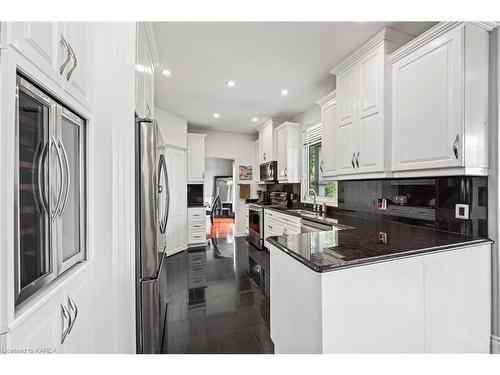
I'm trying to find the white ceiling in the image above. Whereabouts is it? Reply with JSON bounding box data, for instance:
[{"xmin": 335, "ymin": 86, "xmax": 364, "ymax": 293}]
[{"xmin": 153, "ymin": 22, "xmax": 437, "ymax": 134}]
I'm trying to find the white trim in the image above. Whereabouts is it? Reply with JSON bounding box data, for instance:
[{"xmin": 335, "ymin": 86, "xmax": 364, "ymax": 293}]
[
  {"xmin": 315, "ymin": 90, "xmax": 336, "ymax": 107},
  {"xmin": 331, "ymin": 26, "xmax": 414, "ymax": 75},
  {"xmin": 389, "ymin": 22, "xmax": 499, "ymax": 64},
  {"xmin": 492, "ymin": 335, "xmax": 500, "ymax": 354}
]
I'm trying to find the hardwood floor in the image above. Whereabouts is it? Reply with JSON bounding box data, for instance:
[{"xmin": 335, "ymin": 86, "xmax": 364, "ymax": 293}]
[{"xmin": 207, "ymin": 217, "xmax": 235, "ymax": 239}]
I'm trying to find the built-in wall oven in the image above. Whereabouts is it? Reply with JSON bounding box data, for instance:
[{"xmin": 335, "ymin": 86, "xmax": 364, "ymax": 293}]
[
  {"xmin": 248, "ymin": 204, "xmax": 264, "ymax": 249},
  {"xmin": 14, "ymin": 74, "xmax": 86, "ymax": 306}
]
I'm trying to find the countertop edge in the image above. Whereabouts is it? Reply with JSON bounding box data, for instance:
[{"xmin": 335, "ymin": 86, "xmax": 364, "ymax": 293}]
[{"xmin": 267, "ymin": 237, "xmax": 493, "ymax": 273}]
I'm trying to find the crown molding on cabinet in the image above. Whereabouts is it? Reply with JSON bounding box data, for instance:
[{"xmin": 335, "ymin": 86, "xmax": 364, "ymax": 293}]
[
  {"xmin": 388, "ymin": 21, "xmax": 500, "ymax": 63},
  {"xmin": 143, "ymin": 22, "xmax": 160, "ymax": 69},
  {"xmin": 315, "ymin": 90, "xmax": 336, "ymax": 106},
  {"xmin": 330, "ymin": 26, "xmax": 415, "ymax": 76},
  {"xmin": 256, "ymin": 117, "xmax": 286, "ymax": 132}
]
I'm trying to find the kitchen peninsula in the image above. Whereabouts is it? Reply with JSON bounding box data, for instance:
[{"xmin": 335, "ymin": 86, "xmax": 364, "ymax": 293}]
[{"xmin": 267, "ymin": 211, "xmax": 492, "ymax": 354}]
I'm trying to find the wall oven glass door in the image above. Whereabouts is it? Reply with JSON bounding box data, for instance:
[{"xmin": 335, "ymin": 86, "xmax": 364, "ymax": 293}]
[
  {"xmin": 56, "ymin": 107, "xmax": 85, "ymax": 274},
  {"xmin": 15, "ymin": 75, "xmax": 86, "ymax": 306},
  {"xmin": 16, "ymin": 79, "xmax": 56, "ymax": 304}
]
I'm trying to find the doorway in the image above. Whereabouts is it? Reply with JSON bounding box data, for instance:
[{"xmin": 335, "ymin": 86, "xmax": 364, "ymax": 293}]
[{"xmin": 204, "ymin": 158, "xmax": 235, "ymax": 239}]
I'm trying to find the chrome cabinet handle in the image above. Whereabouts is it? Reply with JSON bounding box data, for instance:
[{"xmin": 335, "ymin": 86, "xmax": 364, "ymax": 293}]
[
  {"xmin": 58, "ymin": 139, "xmax": 71, "ymax": 217},
  {"xmin": 263, "ymin": 152, "xmax": 266, "ymax": 161},
  {"xmin": 67, "ymin": 296, "xmax": 78, "ymax": 335},
  {"xmin": 452, "ymin": 134, "xmax": 459, "ymax": 159},
  {"xmin": 320, "ymin": 160, "xmax": 324, "ymax": 174},
  {"xmin": 36, "ymin": 142, "xmax": 49, "ymax": 214},
  {"xmin": 356, "ymin": 152, "xmax": 360, "ymax": 168},
  {"xmin": 145, "ymin": 103, "xmax": 151, "ymax": 119},
  {"xmin": 61, "ymin": 303, "xmax": 72, "ymax": 344},
  {"xmin": 284, "ymin": 168, "xmax": 288, "ymax": 177},
  {"xmin": 59, "ymin": 35, "xmax": 71, "ymax": 75},
  {"xmin": 51, "ymin": 137, "xmax": 64, "ymax": 221},
  {"xmin": 66, "ymin": 42, "xmax": 77, "ymax": 81},
  {"xmin": 283, "ymin": 227, "xmax": 287, "ymax": 235},
  {"xmin": 351, "ymin": 153, "xmax": 356, "ymax": 169}
]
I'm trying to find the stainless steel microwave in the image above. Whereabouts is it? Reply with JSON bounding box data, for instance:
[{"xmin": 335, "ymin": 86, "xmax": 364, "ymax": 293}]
[{"xmin": 259, "ymin": 161, "xmax": 278, "ymax": 184}]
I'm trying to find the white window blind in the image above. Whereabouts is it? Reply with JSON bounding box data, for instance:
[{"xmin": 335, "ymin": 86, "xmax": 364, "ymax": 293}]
[{"xmin": 303, "ymin": 123, "xmax": 322, "ymax": 145}]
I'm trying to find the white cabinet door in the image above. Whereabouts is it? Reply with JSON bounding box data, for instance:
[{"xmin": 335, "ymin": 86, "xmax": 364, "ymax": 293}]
[
  {"xmin": 276, "ymin": 126, "xmax": 287, "ymax": 180},
  {"xmin": 258, "ymin": 120, "xmax": 275, "ymax": 163},
  {"xmin": 135, "ymin": 28, "xmax": 147, "ymax": 118},
  {"xmin": 254, "ymin": 140, "xmax": 260, "ymax": 183},
  {"xmin": 187, "ymin": 134, "xmax": 206, "ymax": 183},
  {"xmin": 392, "ymin": 27, "xmax": 463, "ymax": 171},
  {"xmin": 61, "ymin": 22, "xmax": 90, "ymax": 106},
  {"xmin": 7, "ymin": 290, "xmax": 64, "ymax": 354},
  {"xmin": 321, "ymin": 99, "xmax": 337, "ymax": 177},
  {"xmin": 165, "ymin": 147, "xmax": 188, "ymax": 257},
  {"xmin": 423, "ymin": 245, "xmax": 491, "ymax": 353},
  {"xmin": 9, "ymin": 22, "xmax": 61, "ymax": 84},
  {"xmin": 63, "ymin": 268, "xmax": 93, "ymax": 354},
  {"xmin": 335, "ymin": 68, "xmax": 357, "ymax": 175},
  {"xmin": 357, "ymin": 48, "xmax": 384, "ymax": 173}
]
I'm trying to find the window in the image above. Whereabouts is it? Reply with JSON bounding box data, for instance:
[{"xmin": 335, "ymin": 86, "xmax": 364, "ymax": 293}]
[{"xmin": 301, "ymin": 122, "xmax": 337, "ymax": 205}]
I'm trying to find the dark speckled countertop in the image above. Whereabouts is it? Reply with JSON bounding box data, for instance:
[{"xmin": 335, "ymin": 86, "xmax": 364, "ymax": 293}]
[{"xmin": 266, "ymin": 208, "xmax": 492, "ymax": 273}]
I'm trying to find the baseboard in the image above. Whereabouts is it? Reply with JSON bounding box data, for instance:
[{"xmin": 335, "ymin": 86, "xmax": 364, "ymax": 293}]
[{"xmin": 491, "ymin": 335, "xmax": 500, "ymax": 354}]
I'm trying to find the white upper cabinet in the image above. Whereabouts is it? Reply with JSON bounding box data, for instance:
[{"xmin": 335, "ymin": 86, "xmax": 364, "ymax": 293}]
[
  {"xmin": 8, "ymin": 22, "xmax": 61, "ymax": 83},
  {"xmin": 5, "ymin": 22, "xmax": 91, "ymax": 107},
  {"xmin": 187, "ymin": 133, "xmax": 207, "ymax": 183},
  {"xmin": 389, "ymin": 22, "xmax": 491, "ymax": 177},
  {"xmin": 135, "ymin": 23, "xmax": 157, "ymax": 119},
  {"xmin": 316, "ymin": 91, "xmax": 337, "ymax": 177},
  {"xmin": 257, "ymin": 118, "xmax": 284, "ymax": 164},
  {"xmin": 276, "ymin": 122, "xmax": 301, "ymax": 183},
  {"xmin": 61, "ymin": 22, "xmax": 90, "ymax": 106},
  {"xmin": 330, "ymin": 27, "xmax": 413, "ymax": 180}
]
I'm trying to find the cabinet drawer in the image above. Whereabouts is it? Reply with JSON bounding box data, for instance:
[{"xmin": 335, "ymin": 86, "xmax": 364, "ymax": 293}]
[
  {"xmin": 188, "ymin": 208, "xmax": 206, "ymax": 222},
  {"xmin": 188, "ymin": 275, "xmax": 207, "ymax": 289},
  {"xmin": 188, "ymin": 230, "xmax": 206, "ymax": 244},
  {"xmin": 189, "ymin": 222, "xmax": 206, "ymax": 231}
]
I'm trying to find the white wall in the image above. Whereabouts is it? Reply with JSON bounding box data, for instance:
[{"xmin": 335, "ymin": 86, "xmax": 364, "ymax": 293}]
[
  {"xmin": 88, "ymin": 22, "xmax": 136, "ymax": 353},
  {"xmin": 191, "ymin": 129, "xmax": 257, "ymax": 236},
  {"xmin": 155, "ymin": 106, "xmax": 187, "ymax": 149},
  {"xmin": 204, "ymin": 158, "xmax": 233, "ymax": 203}
]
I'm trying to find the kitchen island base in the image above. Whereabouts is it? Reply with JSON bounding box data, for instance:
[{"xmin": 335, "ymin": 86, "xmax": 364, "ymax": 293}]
[{"xmin": 269, "ymin": 243, "xmax": 491, "ymax": 353}]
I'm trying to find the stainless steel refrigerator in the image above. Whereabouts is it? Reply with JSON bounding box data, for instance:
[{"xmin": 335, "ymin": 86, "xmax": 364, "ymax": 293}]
[{"xmin": 135, "ymin": 117, "xmax": 170, "ymax": 354}]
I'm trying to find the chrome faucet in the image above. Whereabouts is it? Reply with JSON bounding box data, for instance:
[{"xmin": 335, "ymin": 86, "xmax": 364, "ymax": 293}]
[{"xmin": 306, "ymin": 189, "xmax": 319, "ymax": 212}]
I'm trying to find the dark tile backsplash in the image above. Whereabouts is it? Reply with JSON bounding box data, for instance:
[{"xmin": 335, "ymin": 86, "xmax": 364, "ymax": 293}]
[{"xmin": 335, "ymin": 177, "xmax": 488, "ymax": 237}]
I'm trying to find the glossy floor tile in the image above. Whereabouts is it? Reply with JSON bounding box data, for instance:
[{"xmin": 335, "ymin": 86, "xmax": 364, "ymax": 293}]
[{"xmin": 162, "ymin": 236, "xmax": 273, "ymax": 354}]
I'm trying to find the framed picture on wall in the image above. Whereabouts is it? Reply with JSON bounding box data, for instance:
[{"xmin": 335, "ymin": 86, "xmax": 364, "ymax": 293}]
[{"xmin": 239, "ymin": 165, "xmax": 253, "ymax": 181}]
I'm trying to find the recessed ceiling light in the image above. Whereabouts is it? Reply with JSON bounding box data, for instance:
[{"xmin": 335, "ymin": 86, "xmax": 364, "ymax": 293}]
[
  {"xmin": 226, "ymin": 80, "xmax": 236, "ymax": 87},
  {"xmin": 252, "ymin": 117, "xmax": 258, "ymax": 123},
  {"xmin": 213, "ymin": 113, "xmax": 220, "ymax": 119},
  {"xmin": 162, "ymin": 69, "xmax": 172, "ymax": 77},
  {"xmin": 281, "ymin": 88, "xmax": 289, "ymax": 96}
]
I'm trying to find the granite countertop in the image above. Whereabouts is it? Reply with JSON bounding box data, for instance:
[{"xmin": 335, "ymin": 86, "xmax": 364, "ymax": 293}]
[{"xmin": 267, "ymin": 208, "xmax": 492, "ymax": 273}]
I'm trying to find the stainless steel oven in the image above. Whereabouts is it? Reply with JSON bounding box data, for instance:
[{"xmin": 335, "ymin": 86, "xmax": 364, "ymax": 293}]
[{"xmin": 248, "ymin": 204, "xmax": 264, "ymax": 249}]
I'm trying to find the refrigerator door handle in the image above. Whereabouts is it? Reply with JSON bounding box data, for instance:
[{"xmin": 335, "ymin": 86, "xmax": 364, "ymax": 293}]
[{"xmin": 158, "ymin": 154, "xmax": 169, "ymax": 234}]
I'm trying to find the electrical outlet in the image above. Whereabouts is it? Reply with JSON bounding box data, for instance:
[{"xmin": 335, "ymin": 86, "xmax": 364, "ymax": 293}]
[{"xmin": 455, "ymin": 204, "xmax": 470, "ymax": 220}]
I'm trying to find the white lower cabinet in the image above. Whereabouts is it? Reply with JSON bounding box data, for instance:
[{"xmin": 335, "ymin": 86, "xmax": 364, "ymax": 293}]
[
  {"xmin": 264, "ymin": 209, "xmax": 301, "ymax": 248},
  {"xmin": 270, "ymin": 242, "xmax": 491, "ymax": 353},
  {"xmin": 188, "ymin": 207, "xmax": 206, "ymax": 246},
  {"xmin": 5, "ymin": 265, "xmax": 93, "ymax": 354}
]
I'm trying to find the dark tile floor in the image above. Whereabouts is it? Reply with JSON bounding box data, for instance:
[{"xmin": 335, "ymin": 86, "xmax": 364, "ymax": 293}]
[{"xmin": 162, "ymin": 236, "xmax": 274, "ymax": 354}]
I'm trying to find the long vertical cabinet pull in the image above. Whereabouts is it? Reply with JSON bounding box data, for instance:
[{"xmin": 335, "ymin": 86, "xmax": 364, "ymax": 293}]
[
  {"xmin": 67, "ymin": 296, "xmax": 78, "ymax": 334},
  {"xmin": 59, "ymin": 35, "xmax": 72, "ymax": 75},
  {"xmin": 452, "ymin": 134, "xmax": 459, "ymax": 159},
  {"xmin": 61, "ymin": 303, "xmax": 72, "ymax": 344},
  {"xmin": 66, "ymin": 43, "xmax": 78, "ymax": 81},
  {"xmin": 51, "ymin": 136, "xmax": 65, "ymax": 220},
  {"xmin": 58, "ymin": 139, "xmax": 71, "ymax": 217}
]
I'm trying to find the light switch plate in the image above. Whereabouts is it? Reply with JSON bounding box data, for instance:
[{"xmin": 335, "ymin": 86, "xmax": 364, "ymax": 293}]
[{"xmin": 455, "ymin": 204, "xmax": 470, "ymax": 220}]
